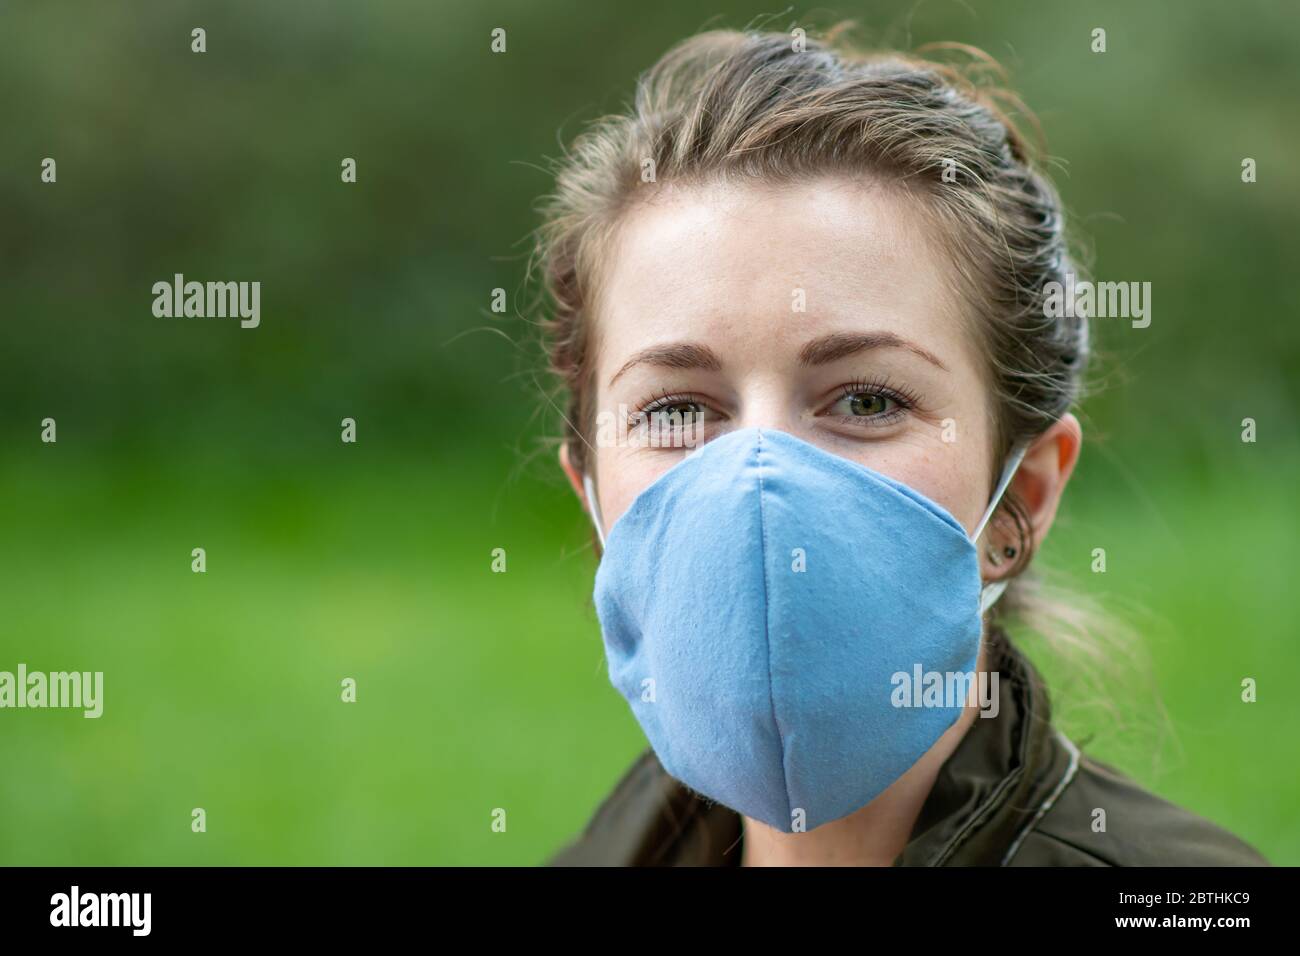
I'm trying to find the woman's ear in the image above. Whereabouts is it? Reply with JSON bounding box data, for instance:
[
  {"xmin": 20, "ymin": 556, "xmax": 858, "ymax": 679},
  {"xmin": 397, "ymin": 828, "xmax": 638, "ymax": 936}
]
[
  {"xmin": 558, "ymin": 442, "xmax": 588, "ymax": 509},
  {"xmin": 1011, "ymin": 411, "xmax": 1083, "ymax": 555},
  {"xmin": 981, "ymin": 413, "xmax": 1082, "ymax": 582}
]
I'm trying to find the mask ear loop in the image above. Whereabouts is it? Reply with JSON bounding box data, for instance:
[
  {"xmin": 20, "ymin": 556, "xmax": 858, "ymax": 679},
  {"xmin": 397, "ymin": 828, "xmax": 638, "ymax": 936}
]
[
  {"xmin": 582, "ymin": 472, "xmax": 607, "ymax": 551},
  {"xmin": 974, "ymin": 442, "xmax": 1029, "ymax": 615}
]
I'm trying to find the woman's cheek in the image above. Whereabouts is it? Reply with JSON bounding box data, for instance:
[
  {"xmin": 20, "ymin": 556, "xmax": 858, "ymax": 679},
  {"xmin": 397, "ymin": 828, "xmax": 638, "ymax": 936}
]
[
  {"xmin": 862, "ymin": 453, "xmax": 990, "ymax": 535},
  {"xmin": 595, "ymin": 448, "xmax": 675, "ymax": 530}
]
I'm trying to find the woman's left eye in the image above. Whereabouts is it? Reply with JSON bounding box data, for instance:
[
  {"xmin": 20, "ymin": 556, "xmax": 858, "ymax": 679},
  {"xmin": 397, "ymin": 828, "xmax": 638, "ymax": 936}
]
[
  {"xmin": 843, "ymin": 392, "xmax": 894, "ymax": 417},
  {"xmin": 822, "ymin": 383, "xmax": 915, "ymax": 426},
  {"xmin": 829, "ymin": 390, "xmax": 899, "ymax": 418}
]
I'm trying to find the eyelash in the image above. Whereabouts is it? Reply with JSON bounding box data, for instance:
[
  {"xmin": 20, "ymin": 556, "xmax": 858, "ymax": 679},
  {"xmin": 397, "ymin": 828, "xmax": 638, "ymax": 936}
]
[
  {"xmin": 634, "ymin": 390, "xmax": 706, "ymax": 420},
  {"xmin": 830, "ymin": 377, "xmax": 920, "ymax": 427}
]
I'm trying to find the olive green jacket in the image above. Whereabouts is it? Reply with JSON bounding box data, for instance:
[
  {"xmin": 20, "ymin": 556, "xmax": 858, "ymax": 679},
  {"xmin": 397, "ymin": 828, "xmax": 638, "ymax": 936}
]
[{"xmin": 548, "ymin": 627, "xmax": 1268, "ymax": 866}]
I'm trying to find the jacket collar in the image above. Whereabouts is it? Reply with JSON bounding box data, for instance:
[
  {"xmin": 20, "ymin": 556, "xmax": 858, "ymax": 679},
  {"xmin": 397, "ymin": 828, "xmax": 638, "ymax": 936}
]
[{"xmin": 633, "ymin": 626, "xmax": 1079, "ymax": 866}]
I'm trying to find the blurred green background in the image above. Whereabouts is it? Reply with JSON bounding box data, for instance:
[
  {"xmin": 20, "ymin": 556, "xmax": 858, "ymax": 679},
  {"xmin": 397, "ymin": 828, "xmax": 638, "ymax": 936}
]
[{"xmin": 1, "ymin": 0, "xmax": 1296, "ymax": 865}]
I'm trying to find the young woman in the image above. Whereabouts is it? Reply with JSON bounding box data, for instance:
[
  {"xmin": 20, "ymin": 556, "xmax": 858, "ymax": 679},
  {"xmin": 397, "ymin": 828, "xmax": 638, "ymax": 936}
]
[{"xmin": 533, "ymin": 26, "xmax": 1268, "ymax": 866}]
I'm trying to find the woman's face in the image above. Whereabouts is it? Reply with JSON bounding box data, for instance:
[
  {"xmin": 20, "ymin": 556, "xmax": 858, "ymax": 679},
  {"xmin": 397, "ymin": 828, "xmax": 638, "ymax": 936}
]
[
  {"xmin": 565, "ymin": 174, "xmax": 1077, "ymax": 570},
  {"xmin": 584, "ymin": 175, "xmax": 1001, "ymax": 526}
]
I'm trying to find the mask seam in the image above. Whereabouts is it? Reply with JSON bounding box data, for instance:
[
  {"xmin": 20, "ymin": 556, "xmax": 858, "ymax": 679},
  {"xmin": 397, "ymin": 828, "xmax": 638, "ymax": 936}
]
[{"xmin": 754, "ymin": 431, "xmax": 794, "ymax": 827}]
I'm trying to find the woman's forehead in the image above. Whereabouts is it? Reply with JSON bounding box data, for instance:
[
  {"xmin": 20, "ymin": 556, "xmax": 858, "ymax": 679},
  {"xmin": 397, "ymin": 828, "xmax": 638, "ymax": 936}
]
[{"xmin": 592, "ymin": 177, "xmax": 971, "ymax": 376}]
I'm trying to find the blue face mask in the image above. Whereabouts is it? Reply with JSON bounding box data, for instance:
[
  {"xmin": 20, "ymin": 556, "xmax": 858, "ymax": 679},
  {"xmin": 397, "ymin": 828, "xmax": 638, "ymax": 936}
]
[{"xmin": 582, "ymin": 427, "xmax": 1026, "ymax": 833}]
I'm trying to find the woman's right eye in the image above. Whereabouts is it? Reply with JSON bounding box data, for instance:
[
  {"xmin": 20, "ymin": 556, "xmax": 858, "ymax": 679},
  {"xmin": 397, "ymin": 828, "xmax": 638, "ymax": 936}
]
[
  {"xmin": 632, "ymin": 391, "xmax": 710, "ymax": 426},
  {"xmin": 645, "ymin": 400, "xmax": 706, "ymax": 425},
  {"xmin": 628, "ymin": 393, "xmax": 715, "ymax": 449}
]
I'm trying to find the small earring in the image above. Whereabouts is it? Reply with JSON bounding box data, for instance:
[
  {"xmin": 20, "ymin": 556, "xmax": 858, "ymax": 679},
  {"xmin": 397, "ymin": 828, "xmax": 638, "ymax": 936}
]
[{"xmin": 1003, "ymin": 545, "xmax": 1017, "ymax": 560}]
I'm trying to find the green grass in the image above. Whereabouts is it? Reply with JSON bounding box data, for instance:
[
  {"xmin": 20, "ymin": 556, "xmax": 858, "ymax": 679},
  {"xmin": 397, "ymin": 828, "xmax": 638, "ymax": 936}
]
[{"xmin": 0, "ymin": 444, "xmax": 1295, "ymax": 864}]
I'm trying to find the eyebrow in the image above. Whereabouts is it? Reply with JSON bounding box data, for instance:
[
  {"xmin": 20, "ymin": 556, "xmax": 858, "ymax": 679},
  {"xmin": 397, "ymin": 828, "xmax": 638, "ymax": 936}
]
[
  {"xmin": 608, "ymin": 342, "xmax": 724, "ymax": 387},
  {"xmin": 607, "ymin": 330, "xmax": 948, "ymax": 387},
  {"xmin": 798, "ymin": 331, "xmax": 949, "ymax": 372}
]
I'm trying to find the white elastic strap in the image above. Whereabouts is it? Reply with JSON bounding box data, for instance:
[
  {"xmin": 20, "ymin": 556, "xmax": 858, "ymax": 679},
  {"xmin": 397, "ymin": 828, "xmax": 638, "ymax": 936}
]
[
  {"xmin": 979, "ymin": 579, "xmax": 1009, "ymax": 615},
  {"xmin": 582, "ymin": 472, "xmax": 606, "ymax": 550},
  {"xmin": 972, "ymin": 443, "xmax": 1029, "ymax": 542},
  {"xmin": 973, "ymin": 442, "xmax": 1029, "ymax": 615}
]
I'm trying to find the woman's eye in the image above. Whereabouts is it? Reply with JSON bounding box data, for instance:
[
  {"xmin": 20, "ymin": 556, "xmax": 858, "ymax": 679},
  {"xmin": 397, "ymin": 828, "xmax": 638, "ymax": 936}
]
[
  {"xmin": 631, "ymin": 396, "xmax": 713, "ymax": 438},
  {"xmin": 831, "ymin": 390, "xmax": 899, "ymax": 418},
  {"xmin": 644, "ymin": 402, "xmax": 708, "ymax": 436},
  {"xmin": 630, "ymin": 397, "xmax": 711, "ymax": 449},
  {"xmin": 846, "ymin": 392, "xmax": 894, "ymax": 417},
  {"xmin": 649, "ymin": 401, "xmax": 705, "ymax": 424},
  {"xmin": 821, "ymin": 383, "xmax": 915, "ymax": 429}
]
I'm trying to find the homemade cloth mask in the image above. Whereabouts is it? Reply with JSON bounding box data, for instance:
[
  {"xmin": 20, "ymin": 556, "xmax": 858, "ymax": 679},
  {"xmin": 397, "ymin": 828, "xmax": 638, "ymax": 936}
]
[{"xmin": 583, "ymin": 427, "xmax": 1026, "ymax": 832}]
